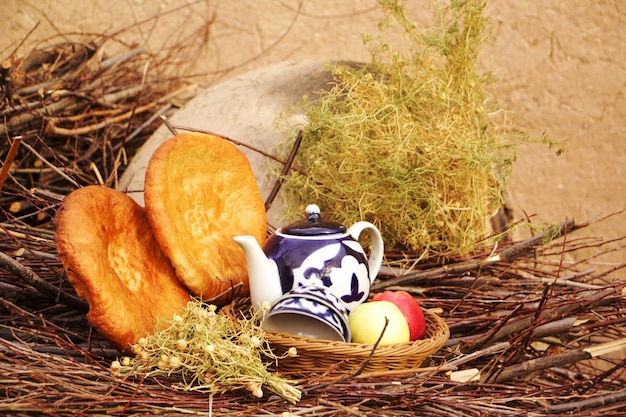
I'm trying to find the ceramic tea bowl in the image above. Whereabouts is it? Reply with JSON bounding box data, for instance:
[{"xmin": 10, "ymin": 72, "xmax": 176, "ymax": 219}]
[{"xmin": 261, "ymin": 286, "xmax": 351, "ymax": 342}]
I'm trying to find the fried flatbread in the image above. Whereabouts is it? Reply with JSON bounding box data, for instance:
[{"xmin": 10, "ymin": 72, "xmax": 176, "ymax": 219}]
[
  {"xmin": 144, "ymin": 132, "xmax": 266, "ymax": 304},
  {"xmin": 55, "ymin": 185, "xmax": 191, "ymax": 351}
]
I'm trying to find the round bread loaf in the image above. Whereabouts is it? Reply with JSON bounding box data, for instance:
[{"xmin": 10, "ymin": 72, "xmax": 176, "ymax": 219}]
[
  {"xmin": 144, "ymin": 132, "xmax": 266, "ymax": 304},
  {"xmin": 55, "ymin": 185, "xmax": 191, "ymax": 352}
]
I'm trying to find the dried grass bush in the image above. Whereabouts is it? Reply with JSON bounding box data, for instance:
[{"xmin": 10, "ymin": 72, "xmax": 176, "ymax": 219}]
[{"xmin": 275, "ymin": 0, "xmax": 561, "ymax": 258}]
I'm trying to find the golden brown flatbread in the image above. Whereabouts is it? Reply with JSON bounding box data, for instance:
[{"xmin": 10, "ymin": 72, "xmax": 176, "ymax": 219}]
[
  {"xmin": 55, "ymin": 185, "xmax": 191, "ymax": 351},
  {"xmin": 144, "ymin": 132, "xmax": 266, "ymax": 304}
]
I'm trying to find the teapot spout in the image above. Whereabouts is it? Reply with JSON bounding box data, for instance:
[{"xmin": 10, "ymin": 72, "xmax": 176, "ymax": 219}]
[{"xmin": 233, "ymin": 235, "xmax": 282, "ymax": 314}]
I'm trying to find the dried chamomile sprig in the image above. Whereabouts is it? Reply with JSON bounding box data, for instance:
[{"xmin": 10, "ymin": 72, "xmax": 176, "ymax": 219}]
[{"xmin": 110, "ymin": 299, "xmax": 301, "ymax": 403}]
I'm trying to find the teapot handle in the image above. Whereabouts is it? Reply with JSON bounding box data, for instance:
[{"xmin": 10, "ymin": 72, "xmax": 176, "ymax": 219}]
[{"xmin": 347, "ymin": 221, "xmax": 384, "ymax": 282}]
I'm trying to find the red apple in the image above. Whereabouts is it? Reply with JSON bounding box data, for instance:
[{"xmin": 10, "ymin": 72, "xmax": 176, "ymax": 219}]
[{"xmin": 372, "ymin": 290, "xmax": 426, "ymax": 340}]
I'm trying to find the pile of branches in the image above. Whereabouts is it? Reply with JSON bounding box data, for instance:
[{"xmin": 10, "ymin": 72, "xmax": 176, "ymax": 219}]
[
  {"xmin": 1, "ymin": 20, "xmax": 626, "ymax": 417},
  {"xmin": 0, "ymin": 24, "xmax": 198, "ymax": 228},
  {"xmin": 1, "ymin": 202, "xmax": 625, "ymax": 416}
]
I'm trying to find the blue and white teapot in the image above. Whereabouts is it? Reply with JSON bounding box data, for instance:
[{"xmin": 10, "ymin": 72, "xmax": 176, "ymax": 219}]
[{"xmin": 234, "ymin": 204, "xmax": 384, "ymax": 314}]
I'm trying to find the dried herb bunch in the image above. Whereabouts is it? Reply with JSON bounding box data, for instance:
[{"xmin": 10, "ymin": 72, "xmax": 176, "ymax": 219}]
[
  {"xmin": 112, "ymin": 299, "xmax": 301, "ymax": 403},
  {"xmin": 276, "ymin": 0, "xmax": 558, "ymax": 257}
]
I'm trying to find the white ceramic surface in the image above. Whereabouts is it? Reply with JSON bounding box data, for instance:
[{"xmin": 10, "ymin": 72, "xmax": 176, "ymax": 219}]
[{"xmin": 262, "ymin": 286, "xmax": 351, "ymax": 342}]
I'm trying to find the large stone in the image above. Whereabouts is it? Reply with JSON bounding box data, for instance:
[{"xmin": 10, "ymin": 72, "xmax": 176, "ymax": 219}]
[{"xmin": 118, "ymin": 60, "xmax": 335, "ymax": 227}]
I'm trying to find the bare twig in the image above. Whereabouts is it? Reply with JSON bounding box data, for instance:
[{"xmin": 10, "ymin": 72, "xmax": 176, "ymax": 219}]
[
  {"xmin": 0, "ymin": 136, "xmax": 22, "ymax": 191},
  {"xmin": 159, "ymin": 114, "xmax": 179, "ymax": 136},
  {"xmin": 373, "ymin": 219, "xmax": 578, "ymax": 290},
  {"xmin": 17, "ymin": 141, "xmax": 80, "ymax": 188},
  {"xmin": 265, "ymin": 130, "xmax": 303, "ymax": 211},
  {"xmin": 488, "ymin": 338, "xmax": 626, "ymax": 384},
  {"xmin": 0, "ymin": 251, "xmax": 87, "ymax": 311},
  {"xmin": 317, "ymin": 398, "xmax": 367, "ymax": 417},
  {"xmin": 546, "ymin": 390, "xmax": 626, "ymax": 414},
  {"xmin": 458, "ymin": 287, "xmax": 619, "ymax": 352},
  {"xmin": 47, "ymin": 100, "xmax": 159, "ymax": 136},
  {"xmin": 172, "ymin": 125, "xmax": 292, "ymax": 167}
]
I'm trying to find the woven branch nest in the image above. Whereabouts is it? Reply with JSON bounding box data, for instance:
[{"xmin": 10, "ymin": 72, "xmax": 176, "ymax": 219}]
[
  {"xmin": 222, "ymin": 297, "xmax": 450, "ymax": 374},
  {"xmin": 2, "ymin": 13, "xmax": 626, "ymax": 416}
]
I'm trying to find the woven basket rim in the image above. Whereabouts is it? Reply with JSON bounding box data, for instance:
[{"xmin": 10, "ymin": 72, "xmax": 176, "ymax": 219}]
[{"xmin": 223, "ymin": 297, "xmax": 449, "ymax": 356}]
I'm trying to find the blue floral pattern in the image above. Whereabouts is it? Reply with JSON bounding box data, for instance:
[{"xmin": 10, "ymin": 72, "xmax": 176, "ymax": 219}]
[
  {"xmin": 289, "ymin": 241, "xmax": 370, "ymax": 312},
  {"xmin": 264, "ymin": 286, "xmax": 351, "ymax": 341}
]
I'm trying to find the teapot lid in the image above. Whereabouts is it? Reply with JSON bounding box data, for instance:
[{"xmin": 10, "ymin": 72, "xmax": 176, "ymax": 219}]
[{"xmin": 281, "ymin": 204, "xmax": 346, "ymax": 236}]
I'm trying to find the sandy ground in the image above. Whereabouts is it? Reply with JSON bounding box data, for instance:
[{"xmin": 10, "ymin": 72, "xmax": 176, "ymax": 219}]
[{"xmin": 2, "ymin": 0, "xmax": 625, "ymax": 269}]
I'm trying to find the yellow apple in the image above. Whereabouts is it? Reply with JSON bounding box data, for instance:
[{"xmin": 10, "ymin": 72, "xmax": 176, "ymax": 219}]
[{"xmin": 349, "ymin": 300, "xmax": 410, "ymax": 345}]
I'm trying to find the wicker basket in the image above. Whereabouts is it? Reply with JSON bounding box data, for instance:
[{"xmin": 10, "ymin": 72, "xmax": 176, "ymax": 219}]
[{"xmin": 222, "ymin": 297, "xmax": 449, "ymax": 374}]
